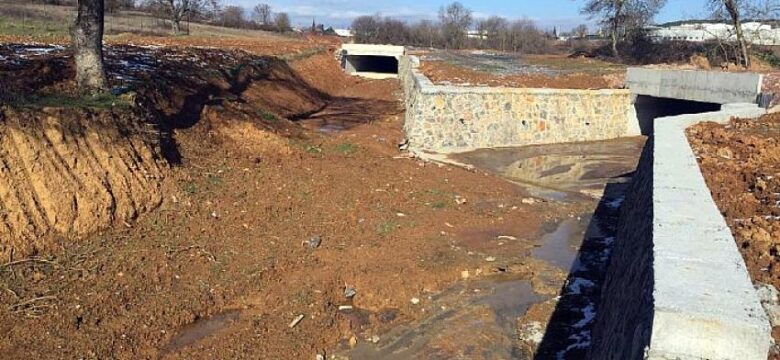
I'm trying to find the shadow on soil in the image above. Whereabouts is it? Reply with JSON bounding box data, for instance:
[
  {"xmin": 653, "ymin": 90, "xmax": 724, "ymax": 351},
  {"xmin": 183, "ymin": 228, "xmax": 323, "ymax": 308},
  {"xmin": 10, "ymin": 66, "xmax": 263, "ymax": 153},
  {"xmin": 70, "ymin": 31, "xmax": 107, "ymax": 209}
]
[{"xmin": 534, "ymin": 180, "xmax": 631, "ymax": 360}]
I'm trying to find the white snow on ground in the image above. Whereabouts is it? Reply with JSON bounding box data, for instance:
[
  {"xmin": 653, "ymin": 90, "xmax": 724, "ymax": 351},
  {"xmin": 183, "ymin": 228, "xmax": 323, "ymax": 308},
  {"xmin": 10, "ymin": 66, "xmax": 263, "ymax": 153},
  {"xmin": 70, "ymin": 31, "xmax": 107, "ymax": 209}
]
[{"xmin": 566, "ymin": 278, "xmax": 595, "ymax": 295}]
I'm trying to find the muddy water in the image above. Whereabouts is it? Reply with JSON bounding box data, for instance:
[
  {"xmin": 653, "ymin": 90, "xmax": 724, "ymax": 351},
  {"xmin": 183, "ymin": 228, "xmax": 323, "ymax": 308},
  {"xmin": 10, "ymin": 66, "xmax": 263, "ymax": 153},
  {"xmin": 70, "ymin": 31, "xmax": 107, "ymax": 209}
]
[
  {"xmin": 449, "ymin": 137, "xmax": 646, "ymax": 201},
  {"xmin": 343, "ymin": 137, "xmax": 644, "ymax": 359},
  {"xmin": 348, "ymin": 277, "xmax": 545, "ymax": 359},
  {"xmin": 162, "ymin": 310, "xmax": 242, "ymax": 353}
]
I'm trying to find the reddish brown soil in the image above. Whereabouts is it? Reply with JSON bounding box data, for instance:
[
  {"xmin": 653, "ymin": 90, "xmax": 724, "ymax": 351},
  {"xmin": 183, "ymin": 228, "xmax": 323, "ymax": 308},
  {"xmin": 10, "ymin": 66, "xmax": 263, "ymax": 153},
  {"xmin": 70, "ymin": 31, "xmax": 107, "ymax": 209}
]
[
  {"xmin": 0, "ymin": 38, "xmax": 584, "ymax": 359},
  {"xmin": 419, "ymin": 60, "xmax": 623, "ymax": 89},
  {"xmin": 688, "ymin": 114, "xmax": 780, "ymax": 350}
]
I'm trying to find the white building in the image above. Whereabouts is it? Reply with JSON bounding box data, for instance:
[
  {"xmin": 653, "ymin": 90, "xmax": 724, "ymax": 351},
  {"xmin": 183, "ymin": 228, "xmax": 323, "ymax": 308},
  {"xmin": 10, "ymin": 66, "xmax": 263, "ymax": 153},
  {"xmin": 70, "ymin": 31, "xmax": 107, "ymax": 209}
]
[
  {"xmin": 334, "ymin": 29, "xmax": 354, "ymax": 38},
  {"xmin": 649, "ymin": 21, "xmax": 780, "ymax": 45}
]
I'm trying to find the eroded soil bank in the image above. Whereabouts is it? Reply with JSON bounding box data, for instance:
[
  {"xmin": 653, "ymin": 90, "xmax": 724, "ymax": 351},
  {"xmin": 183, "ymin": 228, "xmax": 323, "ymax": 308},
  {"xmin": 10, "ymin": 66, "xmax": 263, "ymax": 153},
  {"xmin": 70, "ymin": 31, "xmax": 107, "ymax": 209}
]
[{"xmin": 688, "ymin": 114, "xmax": 780, "ymax": 352}]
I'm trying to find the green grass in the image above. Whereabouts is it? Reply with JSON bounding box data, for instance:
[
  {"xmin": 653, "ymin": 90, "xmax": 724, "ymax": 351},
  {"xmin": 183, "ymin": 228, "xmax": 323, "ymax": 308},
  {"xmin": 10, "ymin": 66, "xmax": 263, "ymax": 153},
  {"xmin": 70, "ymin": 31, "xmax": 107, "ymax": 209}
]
[
  {"xmin": 182, "ymin": 181, "xmax": 198, "ymax": 195},
  {"xmin": 334, "ymin": 142, "xmax": 358, "ymax": 155},
  {"xmin": 376, "ymin": 220, "xmax": 398, "ymax": 237},
  {"xmin": 0, "ymin": 16, "xmax": 68, "ymax": 37},
  {"xmin": 260, "ymin": 110, "xmax": 278, "ymax": 122},
  {"xmin": 4, "ymin": 93, "xmax": 131, "ymax": 110},
  {"xmin": 430, "ymin": 200, "xmax": 448, "ymax": 209}
]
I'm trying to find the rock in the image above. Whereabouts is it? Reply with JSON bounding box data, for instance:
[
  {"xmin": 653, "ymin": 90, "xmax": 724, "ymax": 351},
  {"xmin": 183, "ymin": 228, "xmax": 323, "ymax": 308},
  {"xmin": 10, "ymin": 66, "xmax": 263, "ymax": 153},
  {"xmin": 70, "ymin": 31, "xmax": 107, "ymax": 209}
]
[
  {"xmin": 756, "ymin": 283, "xmax": 780, "ymax": 327},
  {"xmin": 461, "ymin": 270, "xmax": 470, "ymax": 280},
  {"xmin": 716, "ymin": 147, "xmax": 733, "ymax": 159},
  {"xmin": 305, "ymin": 236, "xmax": 322, "ymax": 249},
  {"xmin": 344, "ymin": 286, "xmax": 357, "ymax": 299},
  {"xmin": 757, "ymin": 283, "xmax": 779, "ymax": 303},
  {"xmin": 485, "ymin": 256, "xmax": 496, "ymax": 262},
  {"xmin": 410, "ymin": 297, "xmax": 421, "ymax": 305},
  {"xmin": 348, "ymin": 335, "xmax": 358, "ymax": 348},
  {"xmin": 371, "ymin": 335, "xmax": 380, "ymax": 343},
  {"xmin": 521, "ymin": 198, "xmax": 536, "ymax": 205}
]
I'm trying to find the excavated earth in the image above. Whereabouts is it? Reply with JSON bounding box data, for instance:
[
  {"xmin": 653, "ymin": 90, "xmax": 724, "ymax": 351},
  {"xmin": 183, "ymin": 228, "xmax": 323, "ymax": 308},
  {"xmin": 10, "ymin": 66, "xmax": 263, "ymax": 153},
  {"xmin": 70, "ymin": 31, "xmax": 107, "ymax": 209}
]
[
  {"xmin": 0, "ymin": 39, "xmax": 617, "ymax": 359},
  {"xmin": 688, "ymin": 114, "xmax": 780, "ymax": 350}
]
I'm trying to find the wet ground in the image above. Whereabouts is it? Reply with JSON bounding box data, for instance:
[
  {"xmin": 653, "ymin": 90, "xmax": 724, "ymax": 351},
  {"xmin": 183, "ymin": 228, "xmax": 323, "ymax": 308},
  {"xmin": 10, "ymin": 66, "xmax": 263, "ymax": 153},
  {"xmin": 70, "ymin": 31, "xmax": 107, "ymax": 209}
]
[{"xmin": 339, "ymin": 137, "xmax": 646, "ymax": 359}]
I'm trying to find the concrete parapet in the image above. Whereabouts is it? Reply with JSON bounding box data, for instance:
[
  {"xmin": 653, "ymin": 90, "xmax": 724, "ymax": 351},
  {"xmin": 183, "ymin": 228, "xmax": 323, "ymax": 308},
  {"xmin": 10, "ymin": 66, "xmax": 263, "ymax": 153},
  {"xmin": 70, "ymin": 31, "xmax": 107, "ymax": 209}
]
[
  {"xmin": 589, "ymin": 103, "xmax": 772, "ymax": 360},
  {"xmin": 399, "ymin": 56, "xmax": 635, "ymax": 153},
  {"xmin": 626, "ymin": 68, "xmax": 763, "ymax": 104}
]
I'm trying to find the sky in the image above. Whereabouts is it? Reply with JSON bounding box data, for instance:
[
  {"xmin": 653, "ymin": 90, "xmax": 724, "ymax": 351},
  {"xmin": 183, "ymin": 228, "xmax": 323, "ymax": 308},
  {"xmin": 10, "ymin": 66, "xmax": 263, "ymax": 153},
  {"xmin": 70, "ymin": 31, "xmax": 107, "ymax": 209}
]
[{"xmin": 226, "ymin": 0, "xmax": 713, "ymax": 31}]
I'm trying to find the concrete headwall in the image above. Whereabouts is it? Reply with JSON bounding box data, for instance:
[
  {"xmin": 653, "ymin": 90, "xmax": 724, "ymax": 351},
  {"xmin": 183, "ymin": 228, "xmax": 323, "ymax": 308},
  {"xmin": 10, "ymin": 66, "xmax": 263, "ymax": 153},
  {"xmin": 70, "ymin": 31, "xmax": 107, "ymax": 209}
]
[
  {"xmin": 400, "ymin": 56, "xmax": 636, "ymax": 153},
  {"xmin": 627, "ymin": 68, "xmax": 763, "ymax": 104},
  {"xmin": 589, "ymin": 103, "xmax": 772, "ymax": 360}
]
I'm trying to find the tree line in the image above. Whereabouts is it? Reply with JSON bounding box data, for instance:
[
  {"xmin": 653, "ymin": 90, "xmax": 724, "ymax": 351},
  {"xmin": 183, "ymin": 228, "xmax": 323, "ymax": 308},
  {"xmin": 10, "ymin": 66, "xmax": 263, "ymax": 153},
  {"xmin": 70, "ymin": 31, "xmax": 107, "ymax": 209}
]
[{"xmin": 351, "ymin": 2, "xmax": 553, "ymax": 53}]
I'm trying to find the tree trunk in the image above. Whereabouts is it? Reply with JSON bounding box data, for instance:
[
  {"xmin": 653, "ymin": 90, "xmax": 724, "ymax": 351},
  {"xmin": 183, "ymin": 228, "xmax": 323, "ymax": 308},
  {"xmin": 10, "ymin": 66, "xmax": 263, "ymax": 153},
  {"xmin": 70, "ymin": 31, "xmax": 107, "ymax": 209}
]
[
  {"xmin": 172, "ymin": 18, "xmax": 181, "ymax": 33},
  {"xmin": 725, "ymin": 0, "xmax": 751, "ymax": 68},
  {"xmin": 610, "ymin": 0, "xmax": 624, "ymax": 58},
  {"xmin": 72, "ymin": 0, "xmax": 108, "ymax": 93}
]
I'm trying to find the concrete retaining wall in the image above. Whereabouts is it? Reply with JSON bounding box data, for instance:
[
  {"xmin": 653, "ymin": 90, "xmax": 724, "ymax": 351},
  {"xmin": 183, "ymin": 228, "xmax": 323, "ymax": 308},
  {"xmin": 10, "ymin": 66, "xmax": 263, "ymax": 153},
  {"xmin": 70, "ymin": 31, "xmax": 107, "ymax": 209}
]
[
  {"xmin": 399, "ymin": 56, "xmax": 636, "ymax": 153},
  {"xmin": 627, "ymin": 68, "xmax": 763, "ymax": 105},
  {"xmin": 589, "ymin": 103, "xmax": 772, "ymax": 360}
]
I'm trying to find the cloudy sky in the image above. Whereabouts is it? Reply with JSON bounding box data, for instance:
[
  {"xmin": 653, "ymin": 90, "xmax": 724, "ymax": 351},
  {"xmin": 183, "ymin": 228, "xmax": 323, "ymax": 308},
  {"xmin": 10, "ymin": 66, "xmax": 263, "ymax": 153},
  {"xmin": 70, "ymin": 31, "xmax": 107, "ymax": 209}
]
[{"xmin": 226, "ymin": 0, "xmax": 711, "ymax": 31}]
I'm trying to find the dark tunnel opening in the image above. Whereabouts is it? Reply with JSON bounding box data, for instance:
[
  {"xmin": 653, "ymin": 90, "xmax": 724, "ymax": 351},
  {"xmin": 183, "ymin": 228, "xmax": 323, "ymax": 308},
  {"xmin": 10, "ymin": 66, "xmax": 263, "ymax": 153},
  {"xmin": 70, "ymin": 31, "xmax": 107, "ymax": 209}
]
[
  {"xmin": 344, "ymin": 55, "xmax": 399, "ymax": 75},
  {"xmin": 634, "ymin": 95, "xmax": 722, "ymax": 135}
]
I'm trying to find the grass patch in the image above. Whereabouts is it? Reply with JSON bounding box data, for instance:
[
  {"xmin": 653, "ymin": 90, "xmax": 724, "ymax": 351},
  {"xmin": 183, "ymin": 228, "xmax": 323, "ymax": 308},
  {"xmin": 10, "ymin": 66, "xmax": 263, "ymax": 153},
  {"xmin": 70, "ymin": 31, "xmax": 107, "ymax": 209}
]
[
  {"xmin": 182, "ymin": 181, "xmax": 198, "ymax": 195},
  {"xmin": 260, "ymin": 110, "xmax": 278, "ymax": 122},
  {"xmin": 334, "ymin": 142, "xmax": 358, "ymax": 155},
  {"xmin": 0, "ymin": 16, "xmax": 68, "ymax": 37},
  {"xmin": 3, "ymin": 93, "xmax": 130, "ymax": 109},
  {"xmin": 430, "ymin": 200, "xmax": 448, "ymax": 209},
  {"xmin": 376, "ymin": 220, "xmax": 398, "ymax": 237}
]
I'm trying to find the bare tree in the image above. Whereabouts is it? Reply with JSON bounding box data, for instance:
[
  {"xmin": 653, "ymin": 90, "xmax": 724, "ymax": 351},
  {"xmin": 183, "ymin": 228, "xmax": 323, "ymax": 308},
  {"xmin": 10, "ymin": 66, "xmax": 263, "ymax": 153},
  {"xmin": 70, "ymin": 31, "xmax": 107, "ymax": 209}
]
[
  {"xmin": 439, "ymin": 2, "xmax": 472, "ymax": 49},
  {"xmin": 274, "ymin": 12, "xmax": 290, "ymax": 33},
  {"xmin": 152, "ymin": 0, "xmax": 204, "ymax": 34},
  {"xmin": 410, "ymin": 19, "xmax": 440, "ymax": 48},
  {"xmin": 477, "ymin": 16, "xmax": 510, "ymax": 50},
  {"xmin": 581, "ymin": 0, "xmax": 666, "ymax": 57},
  {"xmin": 573, "ymin": 24, "xmax": 589, "ymax": 38},
  {"xmin": 709, "ymin": 0, "xmax": 751, "ymax": 67},
  {"xmin": 220, "ymin": 5, "xmax": 245, "ymax": 28},
  {"xmin": 352, "ymin": 15, "xmax": 379, "ymax": 43},
  {"xmin": 252, "ymin": 3, "xmax": 272, "ymax": 25},
  {"xmin": 72, "ymin": 0, "xmax": 107, "ymax": 92}
]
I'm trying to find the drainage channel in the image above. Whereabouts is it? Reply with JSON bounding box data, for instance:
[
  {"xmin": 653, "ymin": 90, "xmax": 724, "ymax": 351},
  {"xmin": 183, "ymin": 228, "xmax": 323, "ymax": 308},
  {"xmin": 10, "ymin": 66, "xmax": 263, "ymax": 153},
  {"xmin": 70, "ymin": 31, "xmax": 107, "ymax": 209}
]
[{"xmin": 339, "ymin": 136, "xmax": 646, "ymax": 359}]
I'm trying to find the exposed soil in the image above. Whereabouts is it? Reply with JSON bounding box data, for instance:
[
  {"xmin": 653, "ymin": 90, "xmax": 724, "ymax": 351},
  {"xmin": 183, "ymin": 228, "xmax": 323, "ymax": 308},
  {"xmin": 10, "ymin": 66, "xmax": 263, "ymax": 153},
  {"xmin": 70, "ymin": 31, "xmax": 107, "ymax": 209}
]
[
  {"xmin": 687, "ymin": 114, "xmax": 780, "ymax": 351},
  {"xmin": 0, "ymin": 38, "xmax": 605, "ymax": 359},
  {"xmin": 419, "ymin": 59, "xmax": 624, "ymax": 89}
]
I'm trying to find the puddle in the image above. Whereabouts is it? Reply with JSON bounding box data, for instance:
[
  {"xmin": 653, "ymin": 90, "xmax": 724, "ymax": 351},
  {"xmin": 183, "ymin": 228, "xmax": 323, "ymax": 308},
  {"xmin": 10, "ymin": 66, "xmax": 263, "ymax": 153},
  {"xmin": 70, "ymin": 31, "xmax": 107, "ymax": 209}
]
[
  {"xmin": 345, "ymin": 277, "xmax": 546, "ymax": 359},
  {"xmin": 532, "ymin": 218, "xmax": 588, "ymax": 271},
  {"xmin": 449, "ymin": 137, "xmax": 645, "ymax": 201},
  {"xmin": 162, "ymin": 309, "xmax": 242, "ymax": 353}
]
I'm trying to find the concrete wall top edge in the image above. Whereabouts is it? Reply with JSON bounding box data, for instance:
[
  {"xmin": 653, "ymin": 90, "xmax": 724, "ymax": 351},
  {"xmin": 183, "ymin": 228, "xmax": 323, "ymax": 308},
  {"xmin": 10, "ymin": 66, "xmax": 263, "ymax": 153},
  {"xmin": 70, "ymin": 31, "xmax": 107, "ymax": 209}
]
[
  {"xmin": 646, "ymin": 103, "xmax": 771, "ymax": 359},
  {"xmin": 341, "ymin": 44, "xmax": 405, "ymax": 57}
]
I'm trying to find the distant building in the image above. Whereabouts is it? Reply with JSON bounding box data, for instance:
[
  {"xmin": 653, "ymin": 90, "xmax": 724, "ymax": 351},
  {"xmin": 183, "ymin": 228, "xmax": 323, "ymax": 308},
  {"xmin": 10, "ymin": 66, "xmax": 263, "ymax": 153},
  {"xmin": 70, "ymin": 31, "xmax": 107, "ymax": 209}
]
[
  {"xmin": 649, "ymin": 20, "xmax": 780, "ymax": 45},
  {"xmin": 334, "ymin": 29, "xmax": 354, "ymax": 38}
]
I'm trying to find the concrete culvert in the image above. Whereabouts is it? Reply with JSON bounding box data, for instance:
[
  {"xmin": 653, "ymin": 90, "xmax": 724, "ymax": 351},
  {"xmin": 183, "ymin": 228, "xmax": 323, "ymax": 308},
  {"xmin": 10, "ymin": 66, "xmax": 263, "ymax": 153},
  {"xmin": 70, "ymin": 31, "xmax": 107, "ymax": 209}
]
[
  {"xmin": 340, "ymin": 44, "xmax": 405, "ymax": 79},
  {"xmin": 634, "ymin": 95, "xmax": 721, "ymax": 135},
  {"xmin": 344, "ymin": 55, "xmax": 399, "ymax": 76}
]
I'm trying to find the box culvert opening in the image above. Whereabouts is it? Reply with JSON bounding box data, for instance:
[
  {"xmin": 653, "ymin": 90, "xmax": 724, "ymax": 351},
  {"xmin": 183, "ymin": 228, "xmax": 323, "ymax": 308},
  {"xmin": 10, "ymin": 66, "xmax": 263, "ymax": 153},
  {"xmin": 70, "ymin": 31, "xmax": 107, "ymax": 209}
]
[
  {"xmin": 344, "ymin": 55, "xmax": 399, "ymax": 76},
  {"xmin": 634, "ymin": 95, "xmax": 721, "ymax": 135}
]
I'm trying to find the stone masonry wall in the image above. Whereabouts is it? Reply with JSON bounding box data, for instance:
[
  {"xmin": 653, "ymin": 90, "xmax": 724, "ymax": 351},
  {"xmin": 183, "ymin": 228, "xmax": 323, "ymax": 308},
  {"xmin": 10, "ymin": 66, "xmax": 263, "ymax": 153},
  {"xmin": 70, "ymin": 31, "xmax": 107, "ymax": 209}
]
[{"xmin": 399, "ymin": 56, "xmax": 635, "ymax": 153}]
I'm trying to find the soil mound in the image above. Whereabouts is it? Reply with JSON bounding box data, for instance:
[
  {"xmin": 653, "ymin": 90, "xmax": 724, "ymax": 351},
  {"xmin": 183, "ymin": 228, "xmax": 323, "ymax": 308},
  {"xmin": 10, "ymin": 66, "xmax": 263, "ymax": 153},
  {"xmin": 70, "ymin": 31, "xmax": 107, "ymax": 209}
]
[{"xmin": 0, "ymin": 106, "xmax": 167, "ymax": 260}]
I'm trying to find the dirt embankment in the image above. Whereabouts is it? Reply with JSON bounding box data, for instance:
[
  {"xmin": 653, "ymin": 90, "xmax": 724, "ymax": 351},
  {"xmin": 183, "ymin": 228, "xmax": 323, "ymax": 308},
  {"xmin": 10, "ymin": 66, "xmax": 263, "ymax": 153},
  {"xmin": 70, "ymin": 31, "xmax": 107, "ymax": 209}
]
[
  {"xmin": 0, "ymin": 107, "xmax": 167, "ymax": 259},
  {"xmin": 688, "ymin": 114, "xmax": 780, "ymax": 349},
  {"xmin": 0, "ymin": 43, "xmax": 398, "ymax": 260}
]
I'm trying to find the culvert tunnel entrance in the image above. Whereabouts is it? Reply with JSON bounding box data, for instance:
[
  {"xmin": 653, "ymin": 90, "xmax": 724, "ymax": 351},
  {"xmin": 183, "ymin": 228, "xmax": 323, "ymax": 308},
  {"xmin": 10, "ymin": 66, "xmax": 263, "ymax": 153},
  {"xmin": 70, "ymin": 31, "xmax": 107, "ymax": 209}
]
[
  {"xmin": 634, "ymin": 95, "xmax": 721, "ymax": 135},
  {"xmin": 344, "ymin": 55, "xmax": 399, "ymax": 78}
]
